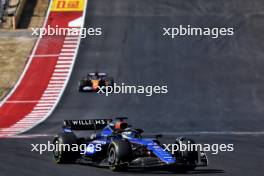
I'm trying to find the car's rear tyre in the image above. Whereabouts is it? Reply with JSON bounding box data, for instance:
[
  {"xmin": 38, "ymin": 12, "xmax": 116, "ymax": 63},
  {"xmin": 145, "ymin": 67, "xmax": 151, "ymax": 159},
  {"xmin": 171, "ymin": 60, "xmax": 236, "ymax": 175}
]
[
  {"xmin": 104, "ymin": 77, "xmax": 114, "ymax": 87},
  {"xmin": 78, "ymin": 81, "xmax": 84, "ymax": 92},
  {"xmin": 108, "ymin": 140, "xmax": 132, "ymax": 172},
  {"xmin": 53, "ymin": 133, "xmax": 79, "ymax": 163},
  {"xmin": 78, "ymin": 86, "xmax": 83, "ymax": 92},
  {"xmin": 78, "ymin": 79, "xmax": 92, "ymax": 92}
]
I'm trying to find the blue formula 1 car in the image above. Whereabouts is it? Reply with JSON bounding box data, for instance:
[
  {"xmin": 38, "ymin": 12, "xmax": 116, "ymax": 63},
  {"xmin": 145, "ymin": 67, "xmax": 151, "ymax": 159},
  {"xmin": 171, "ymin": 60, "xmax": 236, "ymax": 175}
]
[{"xmin": 52, "ymin": 117, "xmax": 208, "ymax": 172}]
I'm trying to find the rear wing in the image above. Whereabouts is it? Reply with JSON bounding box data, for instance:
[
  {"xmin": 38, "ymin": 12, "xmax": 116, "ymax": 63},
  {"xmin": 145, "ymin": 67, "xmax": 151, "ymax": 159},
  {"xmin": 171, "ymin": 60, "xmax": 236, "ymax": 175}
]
[{"xmin": 63, "ymin": 119, "xmax": 112, "ymax": 130}]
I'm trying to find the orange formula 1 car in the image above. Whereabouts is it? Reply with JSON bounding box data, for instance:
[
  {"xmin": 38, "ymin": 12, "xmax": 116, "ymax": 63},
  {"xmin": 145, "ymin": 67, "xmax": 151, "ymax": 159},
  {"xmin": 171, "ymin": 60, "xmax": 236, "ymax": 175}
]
[{"xmin": 78, "ymin": 72, "xmax": 114, "ymax": 92}]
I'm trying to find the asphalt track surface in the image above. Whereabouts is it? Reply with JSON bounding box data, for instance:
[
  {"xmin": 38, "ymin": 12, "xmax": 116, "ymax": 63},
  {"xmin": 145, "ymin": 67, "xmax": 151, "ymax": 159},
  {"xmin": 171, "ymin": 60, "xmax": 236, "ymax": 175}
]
[{"xmin": 1, "ymin": 0, "xmax": 264, "ymax": 175}]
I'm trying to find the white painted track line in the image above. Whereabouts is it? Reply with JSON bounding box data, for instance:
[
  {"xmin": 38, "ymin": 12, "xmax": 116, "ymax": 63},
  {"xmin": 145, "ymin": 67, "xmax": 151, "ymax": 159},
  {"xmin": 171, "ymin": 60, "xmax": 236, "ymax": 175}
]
[
  {"xmin": 64, "ymin": 41, "xmax": 78, "ymax": 44},
  {"xmin": 63, "ymin": 45, "xmax": 77, "ymax": 48},
  {"xmin": 61, "ymin": 49, "xmax": 76, "ymax": 52}
]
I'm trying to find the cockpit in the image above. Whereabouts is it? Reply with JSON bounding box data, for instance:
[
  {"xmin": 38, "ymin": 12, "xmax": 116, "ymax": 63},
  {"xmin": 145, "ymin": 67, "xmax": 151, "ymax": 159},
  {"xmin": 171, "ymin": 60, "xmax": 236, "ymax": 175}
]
[
  {"xmin": 100, "ymin": 117, "xmax": 144, "ymax": 139},
  {"xmin": 121, "ymin": 129, "xmax": 142, "ymax": 139}
]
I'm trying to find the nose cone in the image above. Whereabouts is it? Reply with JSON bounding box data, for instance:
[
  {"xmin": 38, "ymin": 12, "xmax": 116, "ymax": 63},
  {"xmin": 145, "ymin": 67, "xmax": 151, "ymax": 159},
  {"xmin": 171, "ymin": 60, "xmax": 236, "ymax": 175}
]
[{"xmin": 92, "ymin": 80, "xmax": 99, "ymax": 90}]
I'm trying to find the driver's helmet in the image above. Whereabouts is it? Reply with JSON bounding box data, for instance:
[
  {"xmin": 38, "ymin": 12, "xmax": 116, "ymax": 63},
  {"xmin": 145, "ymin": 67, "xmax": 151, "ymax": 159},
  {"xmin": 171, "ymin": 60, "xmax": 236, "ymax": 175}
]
[
  {"xmin": 114, "ymin": 121, "xmax": 128, "ymax": 131},
  {"xmin": 121, "ymin": 128, "xmax": 140, "ymax": 139}
]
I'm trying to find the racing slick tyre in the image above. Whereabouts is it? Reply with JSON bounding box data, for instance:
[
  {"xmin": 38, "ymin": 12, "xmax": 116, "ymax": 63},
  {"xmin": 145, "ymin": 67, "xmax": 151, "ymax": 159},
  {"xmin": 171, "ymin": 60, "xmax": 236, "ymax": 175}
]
[
  {"xmin": 78, "ymin": 84, "xmax": 83, "ymax": 92},
  {"xmin": 104, "ymin": 77, "xmax": 114, "ymax": 87},
  {"xmin": 78, "ymin": 79, "xmax": 92, "ymax": 92},
  {"xmin": 52, "ymin": 133, "xmax": 79, "ymax": 164},
  {"xmin": 180, "ymin": 138, "xmax": 198, "ymax": 171},
  {"xmin": 78, "ymin": 80, "xmax": 86, "ymax": 92},
  {"xmin": 108, "ymin": 140, "xmax": 132, "ymax": 172},
  {"xmin": 168, "ymin": 138, "xmax": 198, "ymax": 173}
]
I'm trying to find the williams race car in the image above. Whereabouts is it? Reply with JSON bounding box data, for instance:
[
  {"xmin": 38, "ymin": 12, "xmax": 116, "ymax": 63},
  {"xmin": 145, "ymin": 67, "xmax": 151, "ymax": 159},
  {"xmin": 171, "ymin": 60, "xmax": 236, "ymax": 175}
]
[
  {"xmin": 52, "ymin": 118, "xmax": 208, "ymax": 172},
  {"xmin": 78, "ymin": 72, "xmax": 114, "ymax": 92}
]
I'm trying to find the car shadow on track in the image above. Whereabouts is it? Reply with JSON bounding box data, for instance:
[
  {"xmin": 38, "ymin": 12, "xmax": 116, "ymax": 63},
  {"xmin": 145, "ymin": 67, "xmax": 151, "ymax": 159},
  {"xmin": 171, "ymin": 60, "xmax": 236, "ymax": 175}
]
[
  {"xmin": 186, "ymin": 169, "xmax": 225, "ymax": 174},
  {"xmin": 118, "ymin": 169, "xmax": 225, "ymax": 175},
  {"xmin": 78, "ymin": 162, "xmax": 225, "ymax": 175},
  {"xmin": 78, "ymin": 162, "xmax": 224, "ymax": 175}
]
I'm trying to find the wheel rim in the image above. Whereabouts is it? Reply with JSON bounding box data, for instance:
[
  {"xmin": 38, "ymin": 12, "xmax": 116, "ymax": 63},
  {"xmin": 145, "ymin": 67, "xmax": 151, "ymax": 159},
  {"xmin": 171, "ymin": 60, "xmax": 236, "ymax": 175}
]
[
  {"xmin": 108, "ymin": 148, "xmax": 116, "ymax": 165},
  {"xmin": 53, "ymin": 138, "xmax": 61, "ymax": 159}
]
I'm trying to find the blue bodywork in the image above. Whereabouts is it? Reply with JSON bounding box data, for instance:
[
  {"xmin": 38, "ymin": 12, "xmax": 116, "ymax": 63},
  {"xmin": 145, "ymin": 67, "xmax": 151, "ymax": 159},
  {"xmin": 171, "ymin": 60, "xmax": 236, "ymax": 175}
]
[
  {"xmin": 64, "ymin": 122, "xmax": 177, "ymax": 165},
  {"xmin": 60, "ymin": 119, "xmax": 208, "ymax": 169},
  {"xmin": 129, "ymin": 138, "xmax": 176, "ymax": 164}
]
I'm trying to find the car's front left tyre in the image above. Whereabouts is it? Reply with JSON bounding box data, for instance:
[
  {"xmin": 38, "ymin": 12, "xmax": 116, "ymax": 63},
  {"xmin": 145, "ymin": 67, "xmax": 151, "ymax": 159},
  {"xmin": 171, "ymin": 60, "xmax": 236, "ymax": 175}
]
[
  {"xmin": 169, "ymin": 137, "xmax": 198, "ymax": 172},
  {"xmin": 108, "ymin": 140, "xmax": 132, "ymax": 172}
]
